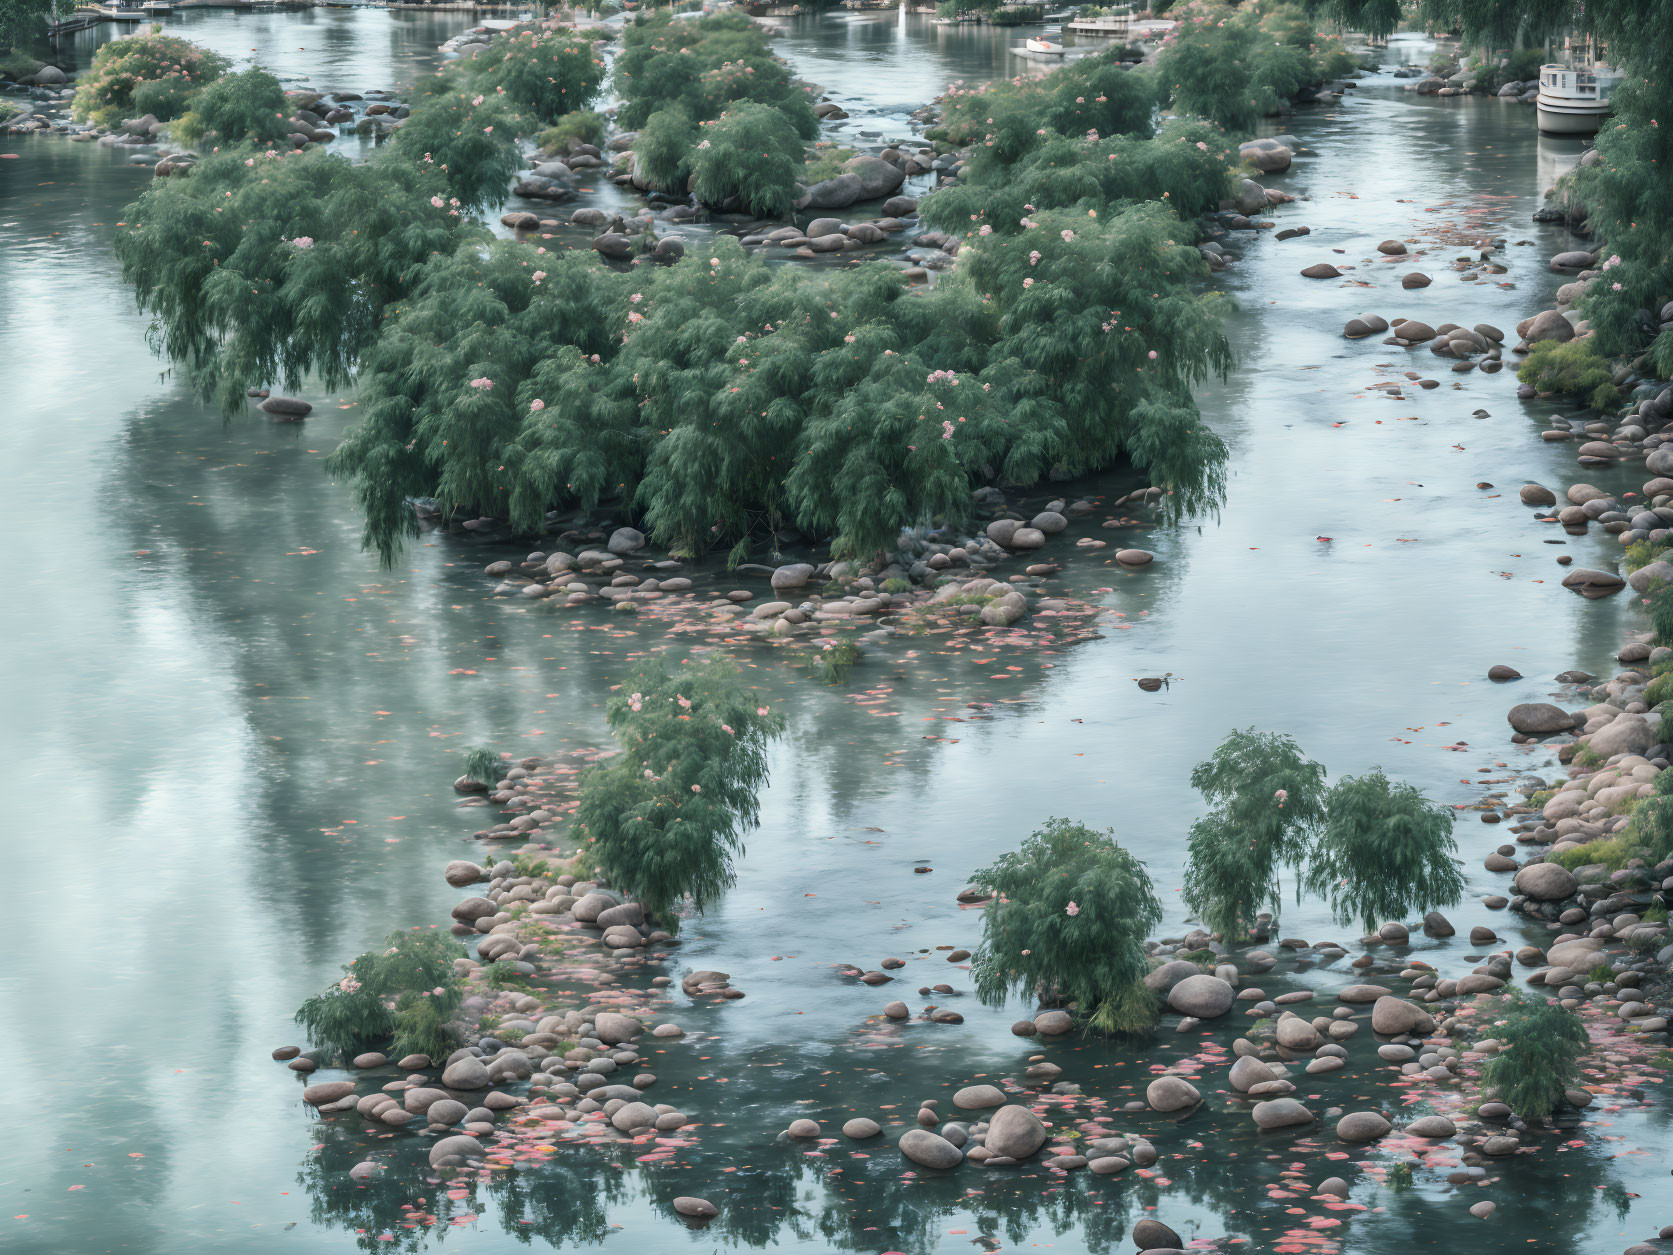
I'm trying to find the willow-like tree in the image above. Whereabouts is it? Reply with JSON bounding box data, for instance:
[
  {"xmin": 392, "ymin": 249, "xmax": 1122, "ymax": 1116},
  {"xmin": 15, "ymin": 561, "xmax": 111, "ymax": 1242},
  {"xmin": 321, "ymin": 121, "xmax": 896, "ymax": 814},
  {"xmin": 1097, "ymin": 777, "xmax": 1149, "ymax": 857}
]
[
  {"xmin": 970, "ymin": 818, "xmax": 1162, "ymax": 1033},
  {"xmin": 1304, "ymin": 770, "xmax": 1464, "ymax": 932},
  {"xmin": 1182, "ymin": 728, "xmax": 1326, "ymax": 941},
  {"xmin": 293, "ymin": 929, "xmax": 466, "ymax": 1063},
  {"xmin": 1479, "ymin": 990, "xmax": 1590, "ymax": 1120},
  {"xmin": 172, "ymin": 66, "xmax": 290, "ymax": 147},
  {"xmin": 575, "ymin": 660, "xmax": 785, "ymax": 924}
]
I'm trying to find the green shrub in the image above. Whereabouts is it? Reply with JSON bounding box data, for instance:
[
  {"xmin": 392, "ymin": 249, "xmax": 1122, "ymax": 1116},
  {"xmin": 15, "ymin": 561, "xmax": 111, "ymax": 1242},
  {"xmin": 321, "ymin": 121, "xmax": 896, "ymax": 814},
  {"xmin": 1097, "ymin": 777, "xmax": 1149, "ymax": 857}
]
[
  {"xmin": 537, "ymin": 108, "xmax": 606, "ymax": 150},
  {"xmin": 815, "ymin": 638, "xmax": 863, "ymax": 684},
  {"xmin": 72, "ymin": 33, "xmax": 228, "ymax": 128},
  {"xmin": 970, "ymin": 817, "xmax": 1163, "ymax": 1033},
  {"xmin": 0, "ymin": 51, "xmax": 46, "ymax": 82},
  {"xmin": 801, "ymin": 142, "xmax": 857, "ymax": 184},
  {"xmin": 1517, "ymin": 338, "xmax": 1621, "ymax": 410},
  {"xmin": 614, "ymin": 12, "xmax": 818, "ymax": 137},
  {"xmin": 1623, "ymin": 540, "xmax": 1670, "ymax": 575},
  {"xmin": 458, "ymin": 28, "xmax": 605, "ymax": 125},
  {"xmin": 1548, "ymin": 836, "xmax": 1632, "ymax": 872},
  {"xmin": 131, "ymin": 75, "xmax": 196, "ymax": 123},
  {"xmin": 575, "ymin": 659, "xmax": 784, "ymax": 924},
  {"xmin": 689, "ymin": 100, "xmax": 804, "ymax": 217},
  {"xmin": 634, "ymin": 105, "xmax": 697, "ymax": 192},
  {"xmin": 881, "ymin": 577, "xmax": 911, "ymax": 594},
  {"xmin": 1479, "ymin": 990, "xmax": 1589, "ymax": 1120},
  {"xmin": 294, "ymin": 930, "xmax": 466, "ymax": 1063},
  {"xmin": 171, "ymin": 67, "xmax": 289, "ymax": 147},
  {"xmin": 1182, "ymin": 728, "xmax": 1327, "ymax": 940},
  {"xmin": 1304, "ymin": 770, "xmax": 1464, "ymax": 932}
]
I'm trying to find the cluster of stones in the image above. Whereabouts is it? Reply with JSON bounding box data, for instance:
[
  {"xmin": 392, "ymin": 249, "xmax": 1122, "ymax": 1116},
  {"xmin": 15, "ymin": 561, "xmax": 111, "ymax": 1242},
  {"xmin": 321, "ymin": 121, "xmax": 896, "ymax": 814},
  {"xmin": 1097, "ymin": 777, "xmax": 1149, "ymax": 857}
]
[
  {"xmin": 1522, "ymin": 376, "xmax": 1673, "ymax": 473},
  {"xmin": 456, "ymin": 480, "xmax": 1156, "ymax": 640},
  {"xmin": 1397, "ymin": 52, "xmax": 1540, "ymax": 103},
  {"xmin": 280, "ymin": 843, "xmax": 707, "ymax": 1183}
]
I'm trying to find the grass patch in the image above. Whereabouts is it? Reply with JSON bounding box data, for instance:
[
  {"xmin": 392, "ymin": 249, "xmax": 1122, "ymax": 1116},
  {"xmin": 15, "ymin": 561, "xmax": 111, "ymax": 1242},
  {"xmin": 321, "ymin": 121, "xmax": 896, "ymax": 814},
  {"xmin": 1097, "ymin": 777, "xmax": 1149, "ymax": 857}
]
[
  {"xmin": 1623, "ymin": 541, "xmax": 1671, "ymax": 575},
  {"xmin": 1517, "ymin": 339, "xmax": 1622, "ymax": 411},
  {"xmin": 537, "ymin": 108, "xmax": 606, "ymax": 151},
  {"xmin": 802, "ymin": 142, "xmax": 857, "ymax": 184},
  {"xmin": 1548, "ymin": 836, "xmax": 1633, "ymax": 872}
]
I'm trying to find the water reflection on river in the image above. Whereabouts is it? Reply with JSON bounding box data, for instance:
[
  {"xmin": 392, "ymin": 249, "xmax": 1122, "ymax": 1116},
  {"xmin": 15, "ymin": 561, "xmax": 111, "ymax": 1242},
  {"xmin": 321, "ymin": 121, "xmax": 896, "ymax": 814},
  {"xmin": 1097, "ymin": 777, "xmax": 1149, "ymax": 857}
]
[{"xmin": 1, "ymin": 12, "xmax": 1665, "ymax": 1255}]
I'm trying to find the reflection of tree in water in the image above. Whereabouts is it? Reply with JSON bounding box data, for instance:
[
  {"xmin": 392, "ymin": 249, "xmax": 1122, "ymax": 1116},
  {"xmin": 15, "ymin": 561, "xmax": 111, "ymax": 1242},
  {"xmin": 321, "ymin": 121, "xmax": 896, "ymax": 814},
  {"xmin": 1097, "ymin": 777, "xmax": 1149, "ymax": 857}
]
[
  {"xmin": 296, "ymin": 1083, "xmax": 1632, "ymax": 1255},
  {"xmin": 485, "ymin": 1159, "xmax": 625, "ymax": 1247}
]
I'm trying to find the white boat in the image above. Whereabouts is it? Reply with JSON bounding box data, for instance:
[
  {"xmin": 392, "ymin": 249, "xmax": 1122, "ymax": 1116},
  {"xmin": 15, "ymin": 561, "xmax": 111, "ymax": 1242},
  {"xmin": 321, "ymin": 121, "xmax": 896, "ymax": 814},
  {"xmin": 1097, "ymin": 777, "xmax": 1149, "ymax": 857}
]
[
  {"xmin": 1023, "ymin": 37, "xmax": 1064, "ymax": 55},
  {"xmin": 141, "ymin": 1, "xmax": 171, "ymax": 12},
  {"xmin": 1536, "ymin": 61, "xmax": 1622, "ymax": 135}
]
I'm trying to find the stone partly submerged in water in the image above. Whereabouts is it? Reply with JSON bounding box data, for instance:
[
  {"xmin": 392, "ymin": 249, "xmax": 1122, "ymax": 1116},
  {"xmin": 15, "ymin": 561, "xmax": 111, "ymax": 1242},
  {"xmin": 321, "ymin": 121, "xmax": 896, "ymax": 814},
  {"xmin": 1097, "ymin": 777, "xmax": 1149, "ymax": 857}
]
[
  {"xmin": 899, "ymin": 1128, "xmax": 964, "ymax": 1168},
  {"xmin": 259, "ymin": 396, "xmax": 312, "ymax": 419}
]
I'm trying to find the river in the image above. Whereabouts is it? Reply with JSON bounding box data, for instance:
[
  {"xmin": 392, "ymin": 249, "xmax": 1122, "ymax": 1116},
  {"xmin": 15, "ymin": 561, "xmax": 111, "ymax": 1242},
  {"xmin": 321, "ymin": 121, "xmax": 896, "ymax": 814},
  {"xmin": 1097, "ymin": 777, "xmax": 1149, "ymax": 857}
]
[{"xmin": 1, "ymin": 10, "xmax": 1666, "ymax": 1255}]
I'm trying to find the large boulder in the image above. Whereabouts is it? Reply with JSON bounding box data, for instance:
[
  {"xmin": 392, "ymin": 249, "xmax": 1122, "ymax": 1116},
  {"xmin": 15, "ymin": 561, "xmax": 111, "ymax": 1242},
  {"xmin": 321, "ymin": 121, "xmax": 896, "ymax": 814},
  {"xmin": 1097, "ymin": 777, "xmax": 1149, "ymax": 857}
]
[
  {"xmin": 1514, "ymin": 862, "xmax": 1577, "ymax": 901},
  {"xmin": 771, "ymin": 563, "xmax": 815, "ymax": 592},
  {"xmin": 1167, "ymin": 974, "xmax": 1235, "ymax": 1019},
  {"xmin": 1134, "ymin": 1218, "xmax": 1184, "ymax": 1251},
  {"xmin": 1586, "ymin": 713, "xmax": 1654, "ymax": 757},
  {"xmin": 442, "ymin": 1056, "xmax": 490, "ymax": 1089},
  {"xmin": 1252, "ymin": 1097, "xmax": 1315, "ymax": 1129},
  {"xmin": 594, "ymin": 1012, "xmax": 643, "ymax": 1045},
  {"xmin": 303, "ymin": 1082, "xmax": 355, "ymax": 1106},
  {"xmin": 260, "ymin": 396, "xmax": 312, "ymax": 419},
  {"xmin": 611, "ymin": 1101, "xmax": 658, "ymax": 1131},
  {"xmin": 984, "ymin": 1104, "xmax": 1047, "ymax": 1159},
  {"xmin": 1525, "ymin": 309, "xmax": 1575, "ymax": 344},
  {"xmin": 1229, "ymin": 1055, "xmax": 1278, "ymax": 1092},
  {"xmin": 1371, "ymin": 996, "xmax": 1435, "ymax": 1036},
  {"xmin": 28, "ymin": 64, "xmax": 67, "ymax": 85},
  {"xmin": 1146, "ymin": 1075, "xmax": 1202, "ymax": 1113},
  {"xmin": 899, "ymin": 1128, "xmax": 963, "ymax": 1168},
  {"xmin": 1276, "ymin": 1017, "xmax": 1320, "ymax": 1050},
  {"xmin": 607, "ymin": 527, "xmax": 645, "ymax": 555},
  {"xmin": 428, "ymin": 1134, "xmax": 486, "ymax": 1167},
  {"xmin": 1562, "ymin": 567, "xmax": 1626, "ymax": 598},
  {"xmin": 1336, "ymin": 1111, "xmax": 1391, "ymax": 1142},
  {"xmin": 953, "ymin": 1084, "xmax": 1006, "ymax": 1110},
  {"xmin": 1143, "ymin": 959, "xmax": 1202, "ymax": 994},
  {"xmin": 798, "ymin": 173, "xmax": 865, "ymax": 210},
  {"xmin": 1507, "ymin": 703, "xmax": 1575, "ymax": 735},
  {"xmin": 842, "ymin": 154, "xmax": 905, "ymax": 199}
]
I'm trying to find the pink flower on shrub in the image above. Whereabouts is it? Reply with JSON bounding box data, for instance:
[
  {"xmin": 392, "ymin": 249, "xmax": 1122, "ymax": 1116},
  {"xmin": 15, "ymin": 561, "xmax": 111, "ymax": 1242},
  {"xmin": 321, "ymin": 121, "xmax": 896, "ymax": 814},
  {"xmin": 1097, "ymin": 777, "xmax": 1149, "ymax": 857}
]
[
  {"xmin": 291, "ymin": 237, "xmax": 314, "ymax": 249},
  {"xmin": 530, "ymin": 399, "xmax": 545, "ymax": 412},
  {"xmin": 468, "ymin": 377, "xmax": 493, "ymax": 390},
  {"xmin": 1065, "ymin": 901, "xmax": 1079, "ymax": 916}
]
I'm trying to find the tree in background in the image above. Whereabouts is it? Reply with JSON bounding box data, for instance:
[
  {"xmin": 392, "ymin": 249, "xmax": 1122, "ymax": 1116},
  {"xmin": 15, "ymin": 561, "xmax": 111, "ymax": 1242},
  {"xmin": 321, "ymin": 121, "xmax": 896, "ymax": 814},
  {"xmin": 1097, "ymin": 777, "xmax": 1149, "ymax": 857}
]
[
  {"xmin": 1479, "ymin": 990, "xmax": 1590, "ymax": 1120},
  {"xmin": 1182, "ymin": 728, "xmax": 1327, "ymax": 940},
  {"xmin": 970, "ymin": 818, "xmax": 1163, "ymax": 1033},
  {"xmin": 575, "ymin": 660, "xmax": 784, "ymax": 924},
  {"xmin": 1304, "ymin": 769, "xmax": 1464, "ymax": 932}
]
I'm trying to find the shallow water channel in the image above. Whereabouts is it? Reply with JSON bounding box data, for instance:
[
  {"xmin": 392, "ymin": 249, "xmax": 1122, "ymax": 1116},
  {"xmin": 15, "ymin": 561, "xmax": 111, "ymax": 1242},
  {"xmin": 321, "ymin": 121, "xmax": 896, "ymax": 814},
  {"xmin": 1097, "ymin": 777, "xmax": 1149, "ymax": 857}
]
[{"xmin": 2, "ymin": 12, "xmax": 1668, "ymax": 1255}]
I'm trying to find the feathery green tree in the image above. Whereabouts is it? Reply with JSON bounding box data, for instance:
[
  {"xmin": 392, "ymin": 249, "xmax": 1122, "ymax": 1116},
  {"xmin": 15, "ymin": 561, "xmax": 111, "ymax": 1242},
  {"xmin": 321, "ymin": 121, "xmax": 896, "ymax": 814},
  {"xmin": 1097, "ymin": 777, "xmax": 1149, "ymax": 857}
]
[
  {"xmin": 1305, "ymin": 770, "xmax": 1464, "ymax": 932},
  {"xmin": 634, "ymin": 105, "xmax": 698, "ymax": 192},
  {"xmin": 574, "ymin": 660, "xmax": 784, "ymax": 925},
  {"xmin": 1479, "ymin": 990, "xmax": 1590, "ymax": 1120},
  {"xmin": 689, "ymin": 101, "xmax": 804, "ymax": 217},
  {"xmin": 457, "ymin": 26, "xmax": 605, "ymax": 122},
  {"xmin": 970, "ymin": 818, "xmax": 1163, "ymax": 1033},
  {"xmin": 1182, "ymin": 728, "xmax": 1327, "ymax": 940},
  {"xmin": 171, "ymin": 66, "xmax": 289, "ymax": 147}
]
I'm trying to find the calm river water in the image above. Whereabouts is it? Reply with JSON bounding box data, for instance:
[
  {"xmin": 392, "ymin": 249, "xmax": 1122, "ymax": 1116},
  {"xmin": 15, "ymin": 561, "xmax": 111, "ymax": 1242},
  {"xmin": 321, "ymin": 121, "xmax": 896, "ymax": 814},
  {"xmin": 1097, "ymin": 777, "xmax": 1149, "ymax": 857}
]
[{"xmin": 1, "ymin": 10, "xmax": 1666, "ymax": 1255}]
